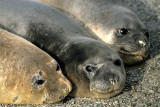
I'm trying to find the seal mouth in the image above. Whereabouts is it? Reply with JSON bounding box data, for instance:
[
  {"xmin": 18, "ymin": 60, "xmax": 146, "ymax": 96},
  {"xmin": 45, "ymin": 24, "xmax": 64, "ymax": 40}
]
[
  {"xmin": 118, "ymin": 51, "xmax": 148, "ymax": 65},
  {"xmin": 118, "ymin": 49, "xmax": 149, "ymax": 58},
  {"xmin": 117, "ymin": 44, "xmax": 149, "ymax": 57},
  {"xmin": 90, "ymin": 88, "xmax": 122, "ymax": 98},
  {"xmin": 90, "ymin": 82, "xmax": 124, "ymax": 94},
  {"xmin": 91, "ymin": 88, "xmax": 121, "ymax": 94},
  {"xmin": 85, "ymin": 85, "xmax": 124, "ymax": 98},
  {"xmin": 118, "ymin": 51, "xmax": 143, "ymax": 57}
]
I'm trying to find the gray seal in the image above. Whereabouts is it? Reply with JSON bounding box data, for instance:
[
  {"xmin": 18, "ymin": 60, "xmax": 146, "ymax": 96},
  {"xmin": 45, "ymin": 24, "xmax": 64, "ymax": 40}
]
[
  {"xmin": 36, "ymin": 0, "xmax": 150, "ymax": 65},
  {"xmin": 0, "ymin": 0, "xmax": 125, "ymax": 98},
  {"xmin": 0, "ymin": 28, "xmax": 72, "ymax": 104}
]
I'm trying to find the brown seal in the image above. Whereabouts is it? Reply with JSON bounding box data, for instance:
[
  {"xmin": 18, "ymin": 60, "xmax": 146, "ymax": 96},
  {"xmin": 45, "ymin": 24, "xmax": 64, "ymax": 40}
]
[{"xmin": 0, "ymin": 28, "xmax": 72, "ymax": 104}]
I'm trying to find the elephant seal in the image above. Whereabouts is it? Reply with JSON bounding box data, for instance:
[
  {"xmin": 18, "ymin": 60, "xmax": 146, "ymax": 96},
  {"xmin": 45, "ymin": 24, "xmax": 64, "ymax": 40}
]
[
  {"xmin": 0, "ymin": 0, "xmax": 125, "ymax": 98},
  {"xmin": 36, "ymin": 0, "xmax": 150, "ymax": 65},
  {"xmin": 0, "ymin": 28, "xmax": 72, "ymax": 104}
]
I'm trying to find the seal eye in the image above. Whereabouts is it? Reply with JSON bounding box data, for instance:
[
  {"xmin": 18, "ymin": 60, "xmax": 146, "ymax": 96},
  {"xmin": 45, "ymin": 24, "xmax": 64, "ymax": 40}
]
[
  {"xmin": 85, "ymin": 65, "xmax": 97, "ymax": 72},
  {"xmin": 113, "ymin": 59, "xmax": 121, "ymax": 67},
  {"xmin": 86, "ymin": 65, "xmax": 93, "ymax": 72},
  {"xmin": 118, "ymin": 28, "xmax": 128, "ymax": 35}
]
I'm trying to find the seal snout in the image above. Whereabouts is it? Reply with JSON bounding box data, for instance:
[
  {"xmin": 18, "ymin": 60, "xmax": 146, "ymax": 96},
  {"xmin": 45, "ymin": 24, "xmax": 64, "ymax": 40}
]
[
  {"xmin": 90, "ymin": 77, "xmax": 121, "ymax": 93},
  {"xmin": 109, "ymin": 77, "xmax": 119, "ymax": 85},
  {"xmin": 136, "ymin": 35, "xmax": 147, "ymax": 48},
  {"xmin": 116, "ymin": 31, "xmax": 150, "ymax": 65},
  {"xmin": 90, "ymin": 68, "xmax": 124, "ymax": 94}
]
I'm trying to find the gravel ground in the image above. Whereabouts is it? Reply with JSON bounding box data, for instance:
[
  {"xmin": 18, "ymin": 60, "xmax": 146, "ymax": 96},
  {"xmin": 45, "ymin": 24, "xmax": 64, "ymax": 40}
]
[{"xmin": 1, "ymin": 0, "xmax": 160, "ymax": 106}]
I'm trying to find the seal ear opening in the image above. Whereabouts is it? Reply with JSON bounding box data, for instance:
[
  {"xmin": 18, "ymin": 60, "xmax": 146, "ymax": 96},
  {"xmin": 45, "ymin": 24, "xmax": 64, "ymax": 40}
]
[
  {"xmin": 144, "ymin": 30, "xmax": 149, "ymax": 38},
  {"xmin": 113, "ymin": 59, "xmax": 121, "ymax": 67},
  {"xmin": 31, "ymin": 75, "xmax": 46, "ymax": 89},
  {"xmin": 36, "ymin": 79, "xmax": 46, "ymax": 85},
  {"xmin": 142, "ymin": 29, "xmax": 149, "ymax": 39},
  {"xmin": 56, "ymin": 63, "xmax": 60, "ymax": 71},
  {"xmin": 32, "ymin": 79, "xmax": 46, "ymax": 89}
]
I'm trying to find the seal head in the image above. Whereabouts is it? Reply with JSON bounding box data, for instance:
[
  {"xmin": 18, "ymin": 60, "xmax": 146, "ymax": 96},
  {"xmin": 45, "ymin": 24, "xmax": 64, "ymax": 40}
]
[
  {"xmin": 103, "ymin": 6, "xmax": 150, "ymax": 65},
  {"xmin": 0, "ymin": 28, "xmax": 72, "ymax": 104},
  {"xmin": 59, "ymin": 38, "xmax": 126, "ymax": 98}
]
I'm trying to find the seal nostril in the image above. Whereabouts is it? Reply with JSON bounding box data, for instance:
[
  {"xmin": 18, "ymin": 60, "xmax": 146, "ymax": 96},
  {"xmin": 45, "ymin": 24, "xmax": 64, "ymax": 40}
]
[
  {"xmin": 115, "ymin": 77, "xmax": 119, "ymax": 84},
  {"xmin": 109, "ymin": 77, "xmax": 119, "ymax": 85},
  {"xmin": 64, "ymin": 89, "xmax": 67, "ymax": 93},
  {"xmin": 138, "ymin": 40, "xmax": 146, "ymax": 47},
  {"xmin": 109, "ymin": 78, "xmax": 115, "ymax": 85}
]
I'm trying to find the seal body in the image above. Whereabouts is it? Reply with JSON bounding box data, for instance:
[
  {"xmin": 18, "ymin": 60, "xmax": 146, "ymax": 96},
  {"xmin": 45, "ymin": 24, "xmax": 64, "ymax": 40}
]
[
  {"xmin": 36, "ymin": 0, "xmax": 150, "ymax": 65},
  {"xmin": 0, "ymin": 0, "xmax": 125, "ymax": 98},
  {"xmin": 0, "ymin": 28, "xmax": 72, "ymax": 104}
]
